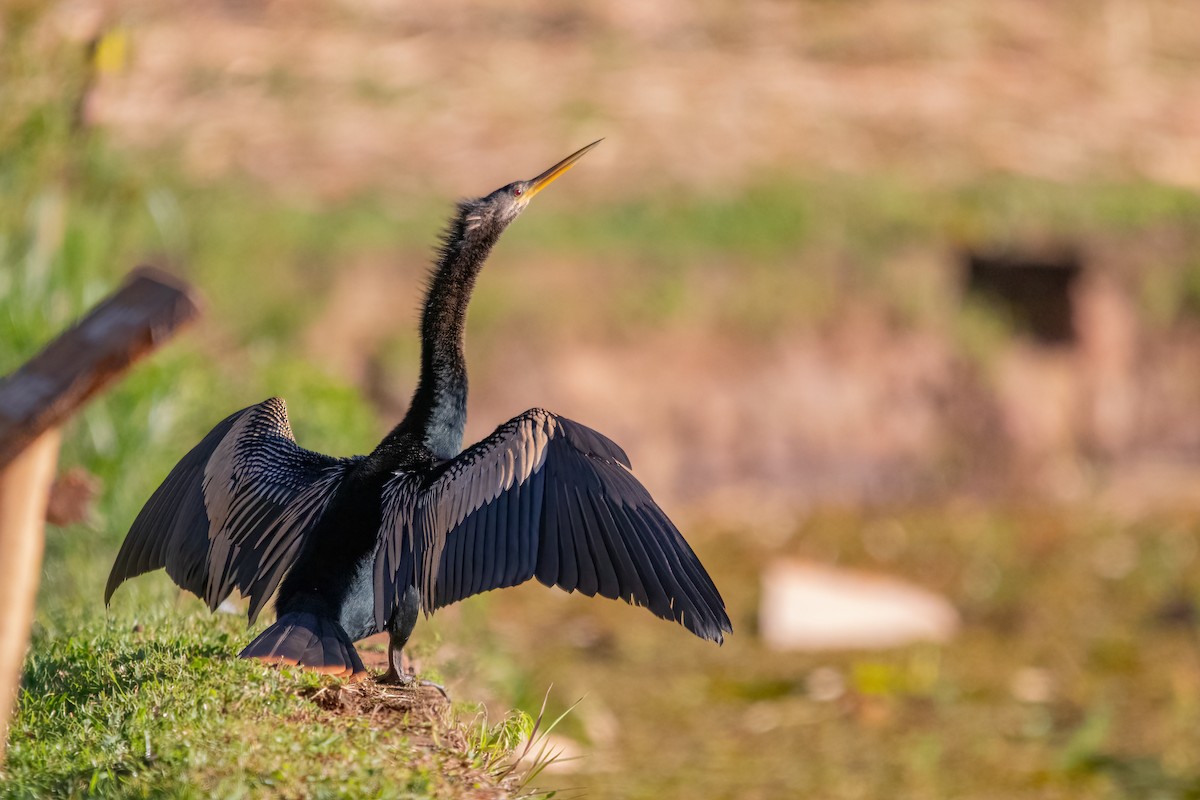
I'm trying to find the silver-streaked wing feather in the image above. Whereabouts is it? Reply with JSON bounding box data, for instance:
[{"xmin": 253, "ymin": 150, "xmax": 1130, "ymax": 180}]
[
  {"xmin": 373, "ymin": 409, "xmax": 731, "ymax": 643},
  {"xmin": 106, "ymin": 397, "xmax": 355, "ymax": 622},
  {"xmin": 372, "ymin": 472, "xmax": 422, "ymax": 628}
]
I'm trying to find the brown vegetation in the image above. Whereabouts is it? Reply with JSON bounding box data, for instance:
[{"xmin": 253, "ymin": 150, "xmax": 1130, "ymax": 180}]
[{"xmin": 62, "ymin": 0, "xmax": 1200, "ymax": 197}]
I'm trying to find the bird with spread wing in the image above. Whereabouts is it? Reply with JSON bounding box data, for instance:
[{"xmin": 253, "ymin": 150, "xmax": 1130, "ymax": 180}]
[{"xmin": 106, "ymin": 141, "xmax": 732, "ymax": 682}]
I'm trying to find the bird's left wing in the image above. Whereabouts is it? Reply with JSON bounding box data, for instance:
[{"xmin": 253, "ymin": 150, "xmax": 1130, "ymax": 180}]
[
  {"xmin": 106, "ymin": 397, "xmax": 357, "ymax": 622},
  {"xmin": 373, "ymin": 409, "xmax": 731, "ymax": 643}
]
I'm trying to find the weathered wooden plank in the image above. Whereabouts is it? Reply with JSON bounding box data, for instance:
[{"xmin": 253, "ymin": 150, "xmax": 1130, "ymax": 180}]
[
  {"xmin": 0, "ymin": 429, "xmax": 61, "ymax": 764},
  {"xmin": 0, "ymin": 267, "xmax": 200, "ymax": 467}
]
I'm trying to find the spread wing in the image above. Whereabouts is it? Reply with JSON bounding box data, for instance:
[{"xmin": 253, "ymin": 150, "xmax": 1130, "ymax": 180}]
[
  {"xmin": 106, "ymin": 397, "xmax": 356, "ymax": 622},
  {"xmin": 374, "ymin": 409, "xmax": 731, "ymax": 643}
]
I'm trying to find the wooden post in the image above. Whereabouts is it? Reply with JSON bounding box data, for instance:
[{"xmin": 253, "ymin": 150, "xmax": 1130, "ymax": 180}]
[
  {"xmin": 0, "ymin": 430, "xmax": 61, "ymax": 760},
  {"xmin": 0, "ymin": 268, "xmax": 199, "ymax": 765}
]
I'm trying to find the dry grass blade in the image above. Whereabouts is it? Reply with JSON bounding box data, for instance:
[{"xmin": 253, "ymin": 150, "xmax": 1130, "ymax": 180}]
[{"xmin": 494, "ymin": 685, "xmax": 585, "ymax": 798}]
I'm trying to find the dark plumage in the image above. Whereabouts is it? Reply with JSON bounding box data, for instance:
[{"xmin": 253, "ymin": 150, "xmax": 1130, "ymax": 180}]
[{"xmin": 106, "ymin": 141, "xmax": 732, "ymax": 681}]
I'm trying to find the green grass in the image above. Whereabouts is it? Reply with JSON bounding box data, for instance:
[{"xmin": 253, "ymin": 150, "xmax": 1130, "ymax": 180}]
[{"xmin": 5, "ymin": 610, "xmax": 504, "ymax": 800}]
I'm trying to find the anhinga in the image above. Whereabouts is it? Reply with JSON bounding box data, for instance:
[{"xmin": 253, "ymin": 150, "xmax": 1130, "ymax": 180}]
[{"xmin": 106, "ymin": 141, "xmax": 732, "ymax": 682}]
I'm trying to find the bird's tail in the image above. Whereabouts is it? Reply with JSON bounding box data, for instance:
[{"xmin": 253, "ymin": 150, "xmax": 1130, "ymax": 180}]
[{"xmin": 240, "ymin": 612, "xmax": 368, "ymax": 681}]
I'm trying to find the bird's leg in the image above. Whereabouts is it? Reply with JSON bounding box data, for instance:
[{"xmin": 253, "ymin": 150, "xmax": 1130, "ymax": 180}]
[
  {"xmin": 378, "ymin": 587, "xmax": 417, "ymax": 685},
  {"xmin": 380, "ymin": 631, "xmax": 409, "ymax": 685},
  {"xmin": 375, "ymin": 586, "xmax": 449, "ymax": 696},
  {"xmin": 378, "ymin": 632, "xmax": 450, "ymax": 699}
]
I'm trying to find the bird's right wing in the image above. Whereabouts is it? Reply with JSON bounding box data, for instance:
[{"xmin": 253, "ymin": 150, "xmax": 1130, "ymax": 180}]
[
  {"xmin": 373, "ymin": 409, "xmax": 731, "ymax": 643},
  {"xmin": 106, "ymin": 397, "xmax": 355, "ymax": 623}
]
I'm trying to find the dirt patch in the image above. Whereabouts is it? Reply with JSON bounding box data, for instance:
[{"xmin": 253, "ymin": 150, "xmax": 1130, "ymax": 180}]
[
  {"xmin": 302, "ymin": 680, "xmax": 451, "ymax": 730},
  {"xmin": 300, "ymin": 679, "xmax": 514, "ymax": 798}
]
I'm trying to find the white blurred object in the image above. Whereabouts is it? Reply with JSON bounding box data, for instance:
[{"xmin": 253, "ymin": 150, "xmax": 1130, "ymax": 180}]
[
  {"xmin": 216, "ymin": 598, "xmax": 241, "ymax": 615},
  {"xmin": 759, "ymin": 560, "xmax": 960, "ymax": 651},
  {"xmin": 805, "ymin": 666, "xmax": 847, "ymax": 702}
]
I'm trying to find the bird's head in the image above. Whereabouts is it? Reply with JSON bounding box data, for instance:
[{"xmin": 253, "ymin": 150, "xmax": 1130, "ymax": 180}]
[{"xmin": 458, "ymin": 139, "xmax": 602, "ymax": 237}]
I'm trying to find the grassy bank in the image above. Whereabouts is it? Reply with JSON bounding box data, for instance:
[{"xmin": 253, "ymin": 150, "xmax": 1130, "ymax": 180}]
[{"xmin": 6, "ymin": 612, "xmax": 516, "ymax": 799}]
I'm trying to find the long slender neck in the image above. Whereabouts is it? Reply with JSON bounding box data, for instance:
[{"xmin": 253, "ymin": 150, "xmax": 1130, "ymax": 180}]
[{"xmin": 384, "ymin": 204, "xmax": 500, "ymax": 463}]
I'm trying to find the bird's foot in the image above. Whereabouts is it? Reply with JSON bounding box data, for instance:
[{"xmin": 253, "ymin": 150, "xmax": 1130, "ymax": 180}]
[
  {"xmin": 377, "ymin": 646, "xmax": 412, "ymax": 685},
  {"xmin": 418, "ymin": 678, "xmax": 450, "ymax": 700},
  {"xmin": 376, "ymin": 630, "xmax": 447, "ymax": 698},
  {"xmin": 376, "ymin": 667, "xmax": 450, "ymax": 700},
  {"xmin": 376, "ymin": 664, "xmax": 409, "ymax": 686}
]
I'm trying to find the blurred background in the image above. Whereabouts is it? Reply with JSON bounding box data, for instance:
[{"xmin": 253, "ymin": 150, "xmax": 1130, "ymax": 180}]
[{"xmin": 4, "ymin": 0, "xmax": 1200, "ymax": 797}]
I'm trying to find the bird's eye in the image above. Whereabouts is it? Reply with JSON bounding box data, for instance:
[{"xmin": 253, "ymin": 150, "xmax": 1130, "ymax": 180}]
[{"xmin": 512, "ymin": 186, "xmax": 523, "ymax": 197}]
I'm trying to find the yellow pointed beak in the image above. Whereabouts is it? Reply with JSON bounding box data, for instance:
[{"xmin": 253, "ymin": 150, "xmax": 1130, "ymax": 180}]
[{"xmin": 522, "ymin": 139, "xmax": 602, "ymax": 203}]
